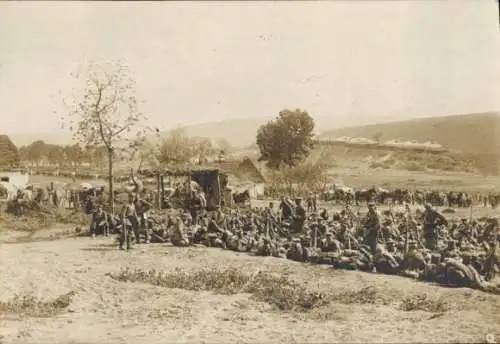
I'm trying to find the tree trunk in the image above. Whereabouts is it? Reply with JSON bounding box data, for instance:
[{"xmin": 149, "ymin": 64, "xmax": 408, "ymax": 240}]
[{"xmin": 107, "ymin": 149, "xmax": 115, "ymax": 215}]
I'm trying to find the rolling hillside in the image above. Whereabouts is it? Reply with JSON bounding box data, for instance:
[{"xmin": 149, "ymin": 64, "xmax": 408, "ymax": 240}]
[
  {"xmin": 320, "ymin": 112, "xmax": 500, "ymax": 174},
  {"xmin": 160, "ymin": 113, "xmax": 401, "ymax": 149},
  {"xmin": 320, "ymin": 112, "xmax": 500, "ymax": 154}
]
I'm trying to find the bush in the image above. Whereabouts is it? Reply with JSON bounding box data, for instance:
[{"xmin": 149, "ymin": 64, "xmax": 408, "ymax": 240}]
[
  {"xmin": 399, "ymin": 293, "xmax": 450, "ymax": 313},
  {"xmin": 0, "ymin": 207, "xmax": 89, "ymax": 233},
  {"xmin": 330, "ymin": 286, "xmax": 390, "ymax": 305},
  {"xmin": 404, "ymin": 162, "xmax": 426, "ymax": 172},
  {"xmin": 0, "ymin": 291, "xmax": 75, "ymax": 317}
]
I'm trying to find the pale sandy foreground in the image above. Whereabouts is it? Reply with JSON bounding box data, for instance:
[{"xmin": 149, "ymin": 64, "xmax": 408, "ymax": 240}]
[{"xmin": 1, "ymin": 229, "xmax": 499, "ymax": 344}]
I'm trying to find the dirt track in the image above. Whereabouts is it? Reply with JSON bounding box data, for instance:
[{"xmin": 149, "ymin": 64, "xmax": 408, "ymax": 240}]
[{"xmin": 1, "ymin": 228, "xmax": 499, "ymax": 344}]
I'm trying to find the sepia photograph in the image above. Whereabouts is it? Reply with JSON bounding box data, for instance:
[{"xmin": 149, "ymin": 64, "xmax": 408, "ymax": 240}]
[{"xmin": 0, "ymin": 1, "xmax": 499, "ymax": 343}]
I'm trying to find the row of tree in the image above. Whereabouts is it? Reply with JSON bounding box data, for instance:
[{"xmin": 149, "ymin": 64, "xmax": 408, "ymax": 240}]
[{"xmin": 19, "ymin": 140, "xmax": 108, "ymax": 171}]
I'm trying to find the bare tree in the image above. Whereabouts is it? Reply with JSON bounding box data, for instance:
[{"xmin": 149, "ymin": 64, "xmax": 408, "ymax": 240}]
[{"xmin": 61, "ymin": 61, "xmax": 147, "ymax": 214}]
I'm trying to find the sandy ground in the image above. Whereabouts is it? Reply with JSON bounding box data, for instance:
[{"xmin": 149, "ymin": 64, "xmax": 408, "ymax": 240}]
[{"xmin": 1, "ymin": 224, "xmax": 500, "ymax": 344}]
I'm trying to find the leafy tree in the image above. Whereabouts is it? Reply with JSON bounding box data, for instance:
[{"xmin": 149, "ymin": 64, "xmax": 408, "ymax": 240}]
[
  {"xmin": 64, "ymin": 144, "xmax": 84, "ymax": 173},
  {"xmin": 91, "ymin": 146, "xmax": 107, "ymax": 169},
  {"xmin": 256, "ymin": 109, "xmax": 315, "ymax": 169},
  {"xmin": 25, "ymin": 140, "xmax": 46, "ymax": 168},
  {"xmin": 191, "ymin": 136, "xmax": 215, "ymax": 165},
  {"xmin": 45, "ymin": 144, "xmax": 65, "ymax": 167},
  {"xmin": 62, "ymin": 61, "xmax": 147, "ymax": 214},
  {"xmin": 156, "ymin": 128, "xmax": 196, "ymax": 167}
]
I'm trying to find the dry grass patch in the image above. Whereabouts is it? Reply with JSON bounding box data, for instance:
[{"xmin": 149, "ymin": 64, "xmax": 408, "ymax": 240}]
[
  {"xmin": 330, "ymin": 285, "xmax": 392, "ymax": 305},
  {"xmin": 109, "ymin": 267, "xmax": 329, "ymax": 312},
  {"xmin": 0, "ymin": 208, "xmax": 88, "ymax": 236},
  {"xmin": 0, "ymin": 291, "xmax": 75, "ymax": 318},
  {"xmin": 0, "ymin": 212, "xmax": 52, "ymax": 232},
  {"xmin": 399, "ymin": 293, "xmax": 451, "ymax": 313}
]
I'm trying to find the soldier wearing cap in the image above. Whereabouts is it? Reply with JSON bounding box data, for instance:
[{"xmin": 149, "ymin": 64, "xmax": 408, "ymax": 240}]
[
  {"xmin": 90, "ymin": 203, "xmax": 110, "ymax": 237},
  {"xmin": 422, "ymin": 202, "xmax": 448, "ymax": 250},
  {"xmin": 287, "ymin": 236, "xmax": 305, "ymax": 262},
  {"xmin": 321, "ymin": 231, "xmax": 341, "ymax": 254},
  {"xmin": 442, "ymin": 239, "xmax": 460, "ymax": 259},
  {"xmin": 171, "ymin": 216, "xmax": 190, "ymax": 247},
  {"xmin": 421, "ymin": 252, "xmax": 446, "ymax": 282},
  {"xmin": 292, "ymin": 197, "xmax": 306, "ymax": 234},
  {"xmin": 364, "ymin": 202, "xmax": 382, "ymax": 254},
  {"xmin": 119, "ymin": 193, "xmax": 139, "ymax": 250},
  {"xmin": 374, "ymin": 243, "xmax": 400, "ymax": 275},
  {"xmin": 135, "ymin": 192, "xmax": 153, "ymax": 244}
]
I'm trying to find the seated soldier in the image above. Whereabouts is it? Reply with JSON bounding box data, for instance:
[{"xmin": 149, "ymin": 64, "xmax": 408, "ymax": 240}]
[
  {"xmin": 255, "ymin": 236, "xmax": 274, "ymax": 257},
  {"xmin": 171, "ymin": 216, "xmax": 190, "ymax": 247},
  {"xmin": 420, "ymin": 253, "xmax": 446, "ymax": 282},
  {"xmin": 286, "ymin": 237, "xmax": 305, "ymax": 262},
  {"xmin": 90, "ymin": 204, "xmax": 110, "ymax": 237},
  {"xmin": 337, "ymin": 248, "xmax": 368, "ymax": 271},
  {"xmin": 441, "ymin": 239, "xmax": 461, "ymax": 260},
  {"xmin": 399, "ymin": 240, "xmax": 426, "ymax": 277},
  {"xmin": 227, "ymin": 230, "xmax": 248, "ymax": 252},
  {"xmin": 321, "ymin": 232, "xmax": 342, "ymax": 252},
  {"xmin": 374, "ymin": 242, "xmax": 400, "ymax": 275},
  {"xmin": 207, "ymin": 232, "xmax": 226, "ymax": 249},
  {"xmin": 443, "ymin": 254, "xmax": 476, "ymax": 287}
]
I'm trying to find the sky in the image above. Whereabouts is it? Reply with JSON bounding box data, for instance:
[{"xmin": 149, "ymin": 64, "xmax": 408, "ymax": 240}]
[{"xmin": 1, "ymin": 0, "xmax": 499, "ymax": 140}]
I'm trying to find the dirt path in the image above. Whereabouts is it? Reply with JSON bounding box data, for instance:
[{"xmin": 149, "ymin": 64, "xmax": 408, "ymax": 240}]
[{"xmin": 1, "ymin": 233, "xmax": 499, "ymax": 344}]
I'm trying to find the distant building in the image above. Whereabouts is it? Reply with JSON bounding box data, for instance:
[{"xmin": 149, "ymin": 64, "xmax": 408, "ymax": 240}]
[{"xmin": 0, "ymin": 135, "xmax": 21, "ymax": 170}]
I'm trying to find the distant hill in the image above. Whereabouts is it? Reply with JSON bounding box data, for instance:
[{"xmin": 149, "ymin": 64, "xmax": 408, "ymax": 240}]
[
  {"xmin": 319, "ymin": 112, "xmax": 500, "ymax": 174},
  {"xmin": 320, "ymin": 112, "xmax": 500, "ymax": 154},
  {"xmin": 9, "ymin": 132, "xmax": 74, "ymax": 147},
  {"xmin": 159, "ymin": 113, "xmax": 403, "ymax": 148}
]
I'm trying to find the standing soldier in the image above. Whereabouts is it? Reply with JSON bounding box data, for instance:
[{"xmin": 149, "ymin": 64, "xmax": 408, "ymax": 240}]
[
  {"xmin": 279, "ymin": 196, "xmax": 293, "ymax": 222},
  {"xmin": 119, "ymin": 193, "xmax": 139, "ymax": 250},
  {"xmin": 421, "ymin": 203, "xmax": 448, "ymax": 250},
  {"xmin": 292, "ymin": 198, "xmax": 306, "ymax": 234},
  {"xmin": 312, "ymin": 192, "xmax": 318, "ymax": 213},
  {"xmin": 135, "ymin": 193, "xmax": 153, "ymax": 244},
  {"xmin": 265, "ymin": 202, "xmax": 278, "ymax": 238},
  {"xmin": 306, "ymin": 193, "xmax": 314, "ymax": 213},
  {"xmin": 364, "ymin": 202, "xmax": 382, "ymax": 254}
]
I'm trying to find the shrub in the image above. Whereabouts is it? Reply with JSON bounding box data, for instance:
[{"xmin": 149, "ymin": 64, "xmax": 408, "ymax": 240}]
[
  {"xmin": 0, "ymin": 291, "xmax": 75, "ymax": 317},
  {"xmin": 399, "ymin": 293, "xmax": 450, "ymax": 313},
  {"xmin": 109, "ymin": 267, "xmax": 329, "ymax": 312}
]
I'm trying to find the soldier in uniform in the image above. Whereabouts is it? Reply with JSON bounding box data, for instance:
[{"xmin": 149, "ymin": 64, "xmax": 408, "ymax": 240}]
[
  {"xmin": 279, "ymin": 196, "xmax": 293, "ymax": 222},
  {"xmin": 119, "ymin": 193, "xmax": 139, "ymax": 250},
  {"xmin": 171, "ymin": 216, "xmax": 190, "ymax": 246},
  {"xmin": 90, "ymin": 204, "xmax": 110, "ymax": 237},
  {"xmin": 287, "ymin": 237, "xmax": 306, "ymax": 262},
  {"xmin": 292, "ymin": 198, "xmax": 306, "ymax": 234},
  {"xmin": 364, "ymin": 202, "xmax": 382, "ymax": 254},
  {"xmin": 441, "ymin": 239, "xmax": 460, "ymax": 260},
  {"xmin": 135, "ymin": 193, "xmax": 153, "ymax": 244},
  {"xmin": 421, "ymin": 203, "xmax": 448, "ymax": 250},
  {"xmin": 265, "ymin": 202, "xmax": 278, "ymax": 238}
]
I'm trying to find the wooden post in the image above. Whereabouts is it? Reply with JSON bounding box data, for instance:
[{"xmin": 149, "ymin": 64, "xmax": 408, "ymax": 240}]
[
  {"xmin": 156, "ymin": 171, "xmax": 160, "ymax": 210},
  {"xmin": 160, "ymin": 174, "xmax": 165, "ymax": 210},
  {"xmin": 216, "ymin": 171, "xmax": 222, "ymax": 208}
]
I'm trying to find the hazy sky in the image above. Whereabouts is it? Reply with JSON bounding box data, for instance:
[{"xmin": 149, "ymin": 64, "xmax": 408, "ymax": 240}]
[{"xmin": 1, "ymin": 1, "xmax": 499, "ymax": 137}]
